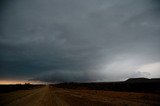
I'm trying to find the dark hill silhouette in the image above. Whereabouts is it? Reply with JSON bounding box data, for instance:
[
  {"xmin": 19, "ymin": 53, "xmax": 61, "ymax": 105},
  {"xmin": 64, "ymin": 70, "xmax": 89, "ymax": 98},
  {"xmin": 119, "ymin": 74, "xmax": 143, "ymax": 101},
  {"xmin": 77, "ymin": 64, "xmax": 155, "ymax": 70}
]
[
  {"xmin": 125, "ymin": 78, "xmax": 149, "ymax": 82},
  {"xmin": 54, "ymin": 78, "xmax": 160, "ymax": 94},
  {"xmin": 126, "ymin": 78, "xmax": 160, "ymax": 83}
]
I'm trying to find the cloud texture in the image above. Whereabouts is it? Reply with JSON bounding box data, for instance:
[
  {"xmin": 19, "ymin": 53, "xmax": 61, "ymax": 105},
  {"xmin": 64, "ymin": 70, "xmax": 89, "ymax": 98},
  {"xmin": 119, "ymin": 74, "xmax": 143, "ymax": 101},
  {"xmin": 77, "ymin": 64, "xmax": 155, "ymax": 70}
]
[{"xmin": 0, "ymin": 0, "xmax": 160, "ymax": 82}]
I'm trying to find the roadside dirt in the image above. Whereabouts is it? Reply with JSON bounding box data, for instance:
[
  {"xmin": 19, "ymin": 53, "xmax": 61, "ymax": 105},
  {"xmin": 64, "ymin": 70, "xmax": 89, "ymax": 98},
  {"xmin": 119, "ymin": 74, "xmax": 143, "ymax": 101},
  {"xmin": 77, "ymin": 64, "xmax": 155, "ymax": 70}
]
[{"xmin": 0, "ymin": 85, "xmax": 159, "ymax": 106}]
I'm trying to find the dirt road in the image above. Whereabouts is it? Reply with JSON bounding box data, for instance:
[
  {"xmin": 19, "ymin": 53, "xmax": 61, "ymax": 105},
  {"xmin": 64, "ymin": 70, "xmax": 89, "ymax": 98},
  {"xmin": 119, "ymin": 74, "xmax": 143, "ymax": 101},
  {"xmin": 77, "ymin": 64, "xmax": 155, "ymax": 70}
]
[{"xmin": 0, "ymin": 86, "xmax": 159, "ymax": 106}]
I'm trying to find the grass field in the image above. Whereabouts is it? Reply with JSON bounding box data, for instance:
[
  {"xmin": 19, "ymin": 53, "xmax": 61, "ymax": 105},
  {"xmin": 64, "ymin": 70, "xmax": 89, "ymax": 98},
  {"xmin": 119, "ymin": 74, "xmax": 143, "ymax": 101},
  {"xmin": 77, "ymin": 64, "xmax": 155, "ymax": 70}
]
[{"xmin": 0, "ymin": 78, "xmax": 160, "ymax": 106}]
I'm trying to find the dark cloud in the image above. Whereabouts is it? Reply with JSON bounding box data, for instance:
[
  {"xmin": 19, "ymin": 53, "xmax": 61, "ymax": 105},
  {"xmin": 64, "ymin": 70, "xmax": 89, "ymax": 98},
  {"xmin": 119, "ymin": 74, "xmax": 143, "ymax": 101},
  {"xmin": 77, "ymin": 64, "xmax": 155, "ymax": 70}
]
[{"xmin": 0, "ymin": 0, "xmax": 160, "ymax": 82}]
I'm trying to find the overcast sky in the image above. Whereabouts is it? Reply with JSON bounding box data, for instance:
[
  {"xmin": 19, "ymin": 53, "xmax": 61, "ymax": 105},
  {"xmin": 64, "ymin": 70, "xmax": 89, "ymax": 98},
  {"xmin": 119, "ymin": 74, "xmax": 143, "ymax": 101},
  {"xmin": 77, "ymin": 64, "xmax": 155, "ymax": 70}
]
[{"xmin": 0, "ymin": 0, "xmax": 160, "ymax": 83}]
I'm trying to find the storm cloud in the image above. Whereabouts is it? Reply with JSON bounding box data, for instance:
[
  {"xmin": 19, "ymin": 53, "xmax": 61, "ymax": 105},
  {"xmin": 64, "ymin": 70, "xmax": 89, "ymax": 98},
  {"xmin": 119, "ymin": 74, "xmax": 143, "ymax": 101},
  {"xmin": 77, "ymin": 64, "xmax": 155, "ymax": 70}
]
[{"xmin": 0, "ymin": 0, "xmax": 160, "ymax": 83}]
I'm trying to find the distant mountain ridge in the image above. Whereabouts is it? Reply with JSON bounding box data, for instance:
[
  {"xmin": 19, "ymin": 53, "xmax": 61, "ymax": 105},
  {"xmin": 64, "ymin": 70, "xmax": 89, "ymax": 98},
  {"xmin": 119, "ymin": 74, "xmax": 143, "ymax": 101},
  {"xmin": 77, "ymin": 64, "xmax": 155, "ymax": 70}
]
[
  {"xmin": 125, "ymin": 78, "xmax": 160, "ymax": 83},
  {"xmin": 54, "ymin": 77, "xmax": 160, "ymax": 93}
]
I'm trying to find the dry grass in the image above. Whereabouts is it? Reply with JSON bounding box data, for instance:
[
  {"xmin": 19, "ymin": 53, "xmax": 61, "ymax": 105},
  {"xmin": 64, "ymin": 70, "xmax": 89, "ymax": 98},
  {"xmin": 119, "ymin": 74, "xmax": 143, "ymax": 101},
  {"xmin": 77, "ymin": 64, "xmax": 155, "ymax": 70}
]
[{"xmin": 0, "ymin": 85, "xmax": 160, "ymax": 106}]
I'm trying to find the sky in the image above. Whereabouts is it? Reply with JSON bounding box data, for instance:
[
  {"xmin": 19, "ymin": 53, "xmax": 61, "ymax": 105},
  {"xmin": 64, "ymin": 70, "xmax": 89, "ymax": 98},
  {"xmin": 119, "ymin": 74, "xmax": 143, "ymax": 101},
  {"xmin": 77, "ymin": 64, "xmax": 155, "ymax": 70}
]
[{"xmin": 0, "ymin": 0, "xmax": 160, "ymax": 83}]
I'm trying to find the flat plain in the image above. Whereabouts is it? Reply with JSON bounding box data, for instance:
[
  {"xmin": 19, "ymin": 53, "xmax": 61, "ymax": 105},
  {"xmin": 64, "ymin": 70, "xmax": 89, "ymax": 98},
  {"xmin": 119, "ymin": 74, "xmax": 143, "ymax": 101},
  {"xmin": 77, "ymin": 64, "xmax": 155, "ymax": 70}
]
[{"xmin": 0, "ymin": 85, "xmax": 160, "ymax": 106}]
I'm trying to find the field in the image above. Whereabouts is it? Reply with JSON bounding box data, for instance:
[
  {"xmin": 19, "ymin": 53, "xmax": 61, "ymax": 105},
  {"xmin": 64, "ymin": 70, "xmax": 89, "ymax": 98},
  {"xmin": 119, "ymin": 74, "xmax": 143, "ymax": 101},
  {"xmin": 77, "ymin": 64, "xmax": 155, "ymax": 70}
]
[{"xmin": 0, "ymin": 78, "xmax": 160, "ymax": 106}]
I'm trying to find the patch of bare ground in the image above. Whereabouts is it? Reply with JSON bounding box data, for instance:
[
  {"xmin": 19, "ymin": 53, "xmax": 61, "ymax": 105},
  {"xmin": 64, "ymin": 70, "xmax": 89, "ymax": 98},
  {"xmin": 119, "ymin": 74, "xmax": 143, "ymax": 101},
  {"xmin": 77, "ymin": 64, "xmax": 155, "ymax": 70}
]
[
  {"xmin": 0, "ymin": 85, "xmax": 160, "ymax": 106},
  {"xmin": 53, "ymin": 87, "xmax": 160, "ymax": 106}
]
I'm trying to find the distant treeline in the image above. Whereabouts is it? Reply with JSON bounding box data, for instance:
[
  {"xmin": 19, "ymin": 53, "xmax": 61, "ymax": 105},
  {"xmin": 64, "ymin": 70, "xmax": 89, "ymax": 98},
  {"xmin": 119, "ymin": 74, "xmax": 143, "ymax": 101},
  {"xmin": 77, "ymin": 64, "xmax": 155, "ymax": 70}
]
[
  {"xmin": 0, "ymin": 84, "xmax": 43, "ymax": 93},
  {"xmin": 53, "ymin": 78, "xmax": 160, "ymax": 93}
]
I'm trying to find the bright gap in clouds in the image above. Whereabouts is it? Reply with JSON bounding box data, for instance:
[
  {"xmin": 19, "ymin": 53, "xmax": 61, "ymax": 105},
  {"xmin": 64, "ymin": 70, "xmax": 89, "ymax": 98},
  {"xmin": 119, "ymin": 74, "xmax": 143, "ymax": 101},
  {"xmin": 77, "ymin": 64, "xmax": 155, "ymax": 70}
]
[
  {"xmin": 137, "ymin": 62, "xmax": 160, "ymax": 78},
  {"xmin": 97, "ymin": 54, "xmax": 160, "ymax": 81},
  {"xmin": 0, "ymin": 79, "xmax": 45, "ymax": 85}
]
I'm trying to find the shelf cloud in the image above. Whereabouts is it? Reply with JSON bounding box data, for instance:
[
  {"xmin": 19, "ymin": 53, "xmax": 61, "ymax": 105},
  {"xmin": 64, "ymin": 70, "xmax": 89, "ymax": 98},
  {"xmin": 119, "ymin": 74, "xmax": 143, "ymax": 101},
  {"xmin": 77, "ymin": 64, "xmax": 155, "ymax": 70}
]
[{"xmin": 0, "ymin": 0, "xmax": 160, "ymax": 83}]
